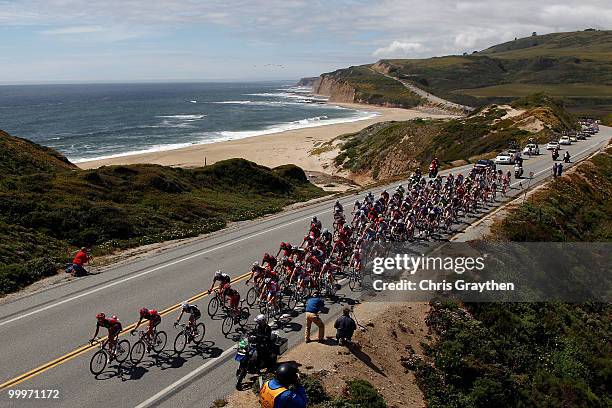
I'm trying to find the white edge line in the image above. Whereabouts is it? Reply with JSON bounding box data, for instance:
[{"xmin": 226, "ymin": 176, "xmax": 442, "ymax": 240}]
[
  {"xmin": 134, "ymin": 345, "xmax": 237, "ymax": 408},
  {"xmin": 0, "ymin": 212, "xmax": 324, "ymax": 327}
]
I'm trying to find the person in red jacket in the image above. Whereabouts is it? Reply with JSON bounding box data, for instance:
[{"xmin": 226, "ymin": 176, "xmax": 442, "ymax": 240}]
[{"xmin": 71, "ymin": 247, "xmax": 90, "ymax": 276}]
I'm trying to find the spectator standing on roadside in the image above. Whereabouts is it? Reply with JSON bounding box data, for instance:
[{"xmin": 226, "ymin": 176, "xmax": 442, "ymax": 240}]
[
  {"xmin": 558, "ymin": 163, "xmax": 564, "ymax": 176},
  {"xmin": 334, "ymin": 308, "xmax": 357, "ymax": 346},
  {"xmin": 304, "ymin": 292, "xmax": 325, "ymax": 343},
  {"xmin": 552, "ymin": 163, "xmax": 558, "ymax": 178}
]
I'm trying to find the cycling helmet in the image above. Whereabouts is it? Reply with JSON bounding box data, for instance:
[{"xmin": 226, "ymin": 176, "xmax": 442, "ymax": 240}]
[
  {"xmin": 96, "ymin": 312, "xmax": 105, "ymax": 320},
  {"xmin": 254, "ymin": 314, "xmax": 266, "ymax": 324},
  {"xmin": 252, "ymin": 261, "xmax": 259, "ymax": 267},
  {"xmin": 264, "ymin": 278, "xmax": 271, "ymax": 284},
  {"xmin": 324, "ymin": 259, "xmax": 330, "ymax": 265},
  {"xmin": 282, "ymin": 256, "xmax": 288, "ymax": 262},
  {"xmin": 322, "ymin": 228, "xmax": 328, "ymax": 234},
  {"xmin": 275, "ymin": 363, "xmax": 299, "ymax": 386},
  {"xmin": 295, "ymin": 261, "xmax": 301, "ymax": 267},
  {"xmin": 355, "ymin": 200, "xmax": 360, "ymax": 205},
  {"xmin": 312, "ymin": 216, "xmax": 318, "ymax": 222},
  {"xmin": 139, "ymin": 307, "xmax": 149, "ymax": 317},
  {"xmin": 215, "ymin": 270, "xmax": 222, "ymax": 277},
  {"xmin": 181, "ymin": 301, "xmax": 189, "ymax": 310}
]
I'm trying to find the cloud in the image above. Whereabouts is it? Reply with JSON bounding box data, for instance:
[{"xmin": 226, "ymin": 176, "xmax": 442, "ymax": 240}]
[
  {"xmin": 1, "ymin": 0, "xmax": 612, "ymax": 81},
  {"xmin": 372, "ymin": 41, "xmax": 425, "ymax": 58},
  {"xmin": 42, "ymin": 26, "xmax": 104, "ymax": 35}
]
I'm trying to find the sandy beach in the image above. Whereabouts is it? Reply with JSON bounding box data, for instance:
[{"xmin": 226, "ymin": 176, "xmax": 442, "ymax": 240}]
[{"xmin": 78, "ymin": 103, "xmax": 455, "ymax": 173}]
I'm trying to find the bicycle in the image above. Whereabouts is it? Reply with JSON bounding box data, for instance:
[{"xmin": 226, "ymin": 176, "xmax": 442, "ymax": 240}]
[
  {"xmin": 173, "ymin": 321, "xmax": 206, "ymax": 354},
  {"xmin": 221, "ymin": 301, "xmax": 251, "ymax": 336},
  {"xmin": 348, "ymin": 266, "xmax": 362, "ymax": 291},
  {"xmin": 89, "ymin": 337, "xmax": 130, "ymax": 375},
  {"xmin": 207, "ymin": 288, "xmax": 228, "ymax": 317},
  {"xmin": 130, "ymin": 329, "xmax": 167, "ymax": 364},
  {"xmin": 245, "ymin": 282, "xmax": 262, "ymax": 307}
]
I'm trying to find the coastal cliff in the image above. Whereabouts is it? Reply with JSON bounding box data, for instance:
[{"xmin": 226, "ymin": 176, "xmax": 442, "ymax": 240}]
[
  {"xmin": 312, "ymin": 66, "xmax": 422, "ymax": 108},
  {"xmin": 296, "ymin": 77, "xmax": 319, "ymax": 87},
  {"xmin": 313, "ymin": 74, "xmax": 356, "ymax": 103}
]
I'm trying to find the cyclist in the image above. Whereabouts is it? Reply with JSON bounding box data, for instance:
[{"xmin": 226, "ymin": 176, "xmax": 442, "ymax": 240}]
[
  {"xmin": 246, "ymin": 262, "xmax": 267, "ymax": 287},
  {"xmin": 90, "ymin": 313, "xmax": 122, "ymax": 355},
  {"xmin": 225, "ymin": 284, "xmax": 241, "ymax": 314},
  {"xmin": 262, "ymin": 252, "xmax": 277, "ymax": 270},
  {"xmin": 208, "ymin": 270, "xmax": 231, "ymax": 303},
  {"xmin": 260, "ymin": 278, "xmax": 279, "ymax": 306},
  {"xmin": 131, "ymin": 307, "xmax": 161, "ymax": 344},
  {"xmin": 175, "ymin": 301, "xmax": 201, "ymax": 333}
]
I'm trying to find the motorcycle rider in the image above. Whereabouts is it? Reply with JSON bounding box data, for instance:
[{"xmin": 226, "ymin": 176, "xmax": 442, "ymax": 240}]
[
  {"xmin": 251, "ymin": 314, "xmax": 274, "ymax": 370},
  {"xmin": 564, "ymin": 151, "xmax": 571, "ymax": 163}
]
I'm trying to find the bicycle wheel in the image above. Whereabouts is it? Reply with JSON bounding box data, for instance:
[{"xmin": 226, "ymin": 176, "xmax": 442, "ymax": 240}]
[
  {"xmin": 115, "ymin": 340, "xmax": 131, "ymax": 363},
  {"xmin": 192, "ymin": 323, "xmax": 206, "ymax": 344},
  {"xmin": 238, "ymin": 307, "xmax": 250, "ymax": 326},
  {"xmin": 152, "ymin": 331, "xmax": 167, "ymax": 353},
  {"xmin": 246, "ymin": 287, "xmax": 257, "ymax": 307},
  {"xmin": 258, "ymin": 301, "xmax": 268, "ymax": 314},
  {"xmin": 174, "ymin": 331, "xmax": 188, "ymax": 354},
  {"xmin": 130, "ymin": 340, "xmax": 146, "ymax": 364},
  {"xmin": 90, "ymin": 350, "xmax": 108, "ymax": 375},
  {"xmin": 208, "ymin": 296, "xmax": 220, "ymax": 317},
  {"xmin": 287, "ymin": 293, "xmax": 298, "ymax": 310},
  {"xmin": 221, "ymin": 315, "xmax": 234, "ymax": 336},
  {"xmin": 349, "ymin": 274, "xmax": 357, "ymax": 291}
]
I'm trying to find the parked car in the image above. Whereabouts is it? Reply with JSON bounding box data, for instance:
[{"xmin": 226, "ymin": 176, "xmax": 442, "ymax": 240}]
[
  {"xmin": 569, "ymin": 135, "xmax": 577, "ymax": 142},
  {"xmin": 547, "ymin": 141, "xmax": 560, "ymax": 150},
  {"xmin": 494, "ymin": 152, "xmax": 514, "ymax": 165},
  {"xmin": 577, "ymin": 133, "xmax": 586, "ymax": 140},
  {"xmin": 523, "ymin": 143, "xmax": 540, "ymax": 155},
  {"xmin": 559, "ymin": 136, "xmax": 571, "ymax": 145}
]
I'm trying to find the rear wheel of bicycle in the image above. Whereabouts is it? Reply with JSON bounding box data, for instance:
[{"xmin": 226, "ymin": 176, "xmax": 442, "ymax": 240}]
[
  {"xmin": 153, "ymin": 331, "xmax": 167, "ymax": 353},
  {"xmin": 174, "ymin": 331, "xmax": 188, "ymax": 354},
  {"xmin": 192, "ymin": 323, "xmax": 206, "ymax": 345},
  {"xmin": 130, "ymin": 340, "xmax": 146, "ymax": 364},
  {"xmin": 115, "ymin": 340, "xmax": 131, "ymax": 363},
  {"xmin": 208, "ymin": 296, "xmax": 220, "ymax": 317},
  {"xmin": 239, "ymin": 307, "xmax": 250, "ymax": 326},
  {"xmin": 246, "ymin": 287, "xmax": 257, "ymax": 307},
  {"xmin": 349, "ymin": 274, "xmax": 357, "ymax": 291},
  {"xmin": 221, "ymin": 315, "xmax": 234, "ymax": 336},
  {"xmin": 90, "ymin": 350, "xmax": 108, "ymax": 375}
]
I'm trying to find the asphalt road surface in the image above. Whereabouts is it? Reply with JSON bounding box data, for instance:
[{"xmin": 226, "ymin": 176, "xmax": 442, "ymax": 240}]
[{"xmin": 1, "ymin": 127, "xmax": 610, "ymax": 408}]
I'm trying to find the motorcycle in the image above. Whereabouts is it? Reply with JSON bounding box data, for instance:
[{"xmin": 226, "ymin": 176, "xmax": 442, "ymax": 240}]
[
  {"xmin": 514, "ymin": 164, "xmax": 523, "ymax": 179},
  {"xmin": 235, "ymin": 333, "xmax": 286, "ymax": 389},
  {"xmin": 563, "ymin": 153, "xmax": 571, "ymax": 163},
  {"xmin": 552, "ymin": 150, "xmax": 559, "ymax": 161},
  {"xmin": 428, "ymin": 165, "xmax": 438, "ymax": 178}
]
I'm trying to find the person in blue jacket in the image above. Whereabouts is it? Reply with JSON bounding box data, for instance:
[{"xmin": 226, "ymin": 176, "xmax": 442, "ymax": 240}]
[
  {"xmin": 304, "ymin": 292, "xmax": 325, "ymax": 342},
  {"xmin": 259, "ymin": 363, "xmax": 307, "ymax": 408}
]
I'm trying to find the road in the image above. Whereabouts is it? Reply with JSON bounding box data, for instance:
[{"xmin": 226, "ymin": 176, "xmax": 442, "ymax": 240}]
[{"xmin": 1, "ymin": 127, "xmax": 610, "ymax": 408}]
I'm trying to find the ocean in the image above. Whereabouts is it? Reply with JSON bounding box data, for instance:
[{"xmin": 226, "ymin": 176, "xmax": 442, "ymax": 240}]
[{"xmin": 0, "ymin": 81, "xmax": 377, "ymax": 163}]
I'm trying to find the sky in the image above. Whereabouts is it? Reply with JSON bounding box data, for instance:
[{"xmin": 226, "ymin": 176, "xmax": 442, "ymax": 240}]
[{"xmin": 0, "ymin": 0, "xmax": 611, "ymax": 84}]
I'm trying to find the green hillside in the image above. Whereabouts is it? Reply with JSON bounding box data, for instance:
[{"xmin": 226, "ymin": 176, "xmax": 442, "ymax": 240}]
[
  {"xmin": 320, "ymin": 30, "xmax": 612, "ymax": 119},
  {"xmin": 329, "ymin": 94, "xmax": 576, "ymax": 180},
  {"xmin": 0, "ymin": 131, "xmax": 325, "ymax": 295}
]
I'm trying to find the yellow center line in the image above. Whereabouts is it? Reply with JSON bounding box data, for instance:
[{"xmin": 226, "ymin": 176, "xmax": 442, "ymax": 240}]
[{"xmin": 0, "ymin": 272, "xmax": 251, "ymax": 389}]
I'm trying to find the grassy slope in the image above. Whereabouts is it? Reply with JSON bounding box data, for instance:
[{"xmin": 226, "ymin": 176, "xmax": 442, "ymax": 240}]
[
  {"xmin": 0, "ymin": 131, "xmax": 326, "ymax": 295},
  {"xmin": 332, "ymin": 95, "xmax": 575, "ymax": 180},
  {"xmin": 320, "ymin": 65, "xmax": 422, "ymax": 108},
  {"xmin": 413, "ymin": 146, "xmax": 612, "ymax": 408}
]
